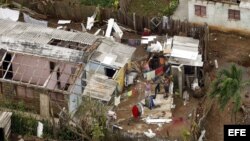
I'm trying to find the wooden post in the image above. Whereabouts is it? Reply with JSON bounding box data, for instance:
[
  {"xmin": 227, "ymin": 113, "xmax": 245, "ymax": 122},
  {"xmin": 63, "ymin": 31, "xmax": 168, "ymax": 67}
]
[
  {"xmin": 133, "ymin": 12, "xmax": 136, "ymax": 31},
  {"xmin": 204, "ymin": 23, "xmax": 209, "ymax": 62}
]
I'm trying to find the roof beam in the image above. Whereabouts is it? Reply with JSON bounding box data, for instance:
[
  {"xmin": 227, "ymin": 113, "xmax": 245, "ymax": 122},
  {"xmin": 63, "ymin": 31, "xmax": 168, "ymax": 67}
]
[{"xmin": 3, "ymin": 53, "xmax": 16, "ymax": 79}]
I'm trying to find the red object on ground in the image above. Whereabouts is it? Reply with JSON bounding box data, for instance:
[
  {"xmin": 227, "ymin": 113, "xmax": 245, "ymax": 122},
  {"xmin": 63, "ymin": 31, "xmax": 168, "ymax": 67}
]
[
  {"xmin": 132, "ymin": 105, "xmax": 140, "ymax": 119},
  {"xmin": 142, "ymin": 31, "xmax": 150, "ymax": 36},
  {"xmin": 142, "ymin": 28, "xmax": 151, "ymax": 36}
]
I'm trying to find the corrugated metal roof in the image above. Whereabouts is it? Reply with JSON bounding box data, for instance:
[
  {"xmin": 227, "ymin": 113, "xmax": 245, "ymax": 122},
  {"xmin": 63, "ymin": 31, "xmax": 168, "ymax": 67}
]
[
  {"xmin": 171, "ymin": 36, "xmax": 199, "ymax": 60},
  {"xmin": 91, "ymin": 38, "xmax": 136, "ymax": 68},
  {"xmin": 0, "ymin": 37, "xmax": 84, "ymax": 63},
  {"xmin": 0, "ymin": 19, "xmax": 98, "ymax": 46},
  {"xmin": 82, "ymin": 74, "xmax": 117, "ymax": 102},
  {"xmin": 169, "ymin": 36, "xmax": 203, "ymax": 67}
]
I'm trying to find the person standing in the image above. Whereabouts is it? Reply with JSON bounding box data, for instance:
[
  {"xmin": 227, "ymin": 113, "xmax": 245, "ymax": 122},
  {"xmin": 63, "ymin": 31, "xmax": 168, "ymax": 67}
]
[
  {"xmin": 154, "ymin": 76, "xmax": 163, "ymax": 98},
  {"xmin": 145, "ymin": 80, "xmax": 151, "ymax": 98},
  {"xmin": 168, "ymin": 76, "xmax": 174, "ymax": 96},
  {"xmin": 164, "ymin": 77, "xmax": 170, "ymax": 98}
]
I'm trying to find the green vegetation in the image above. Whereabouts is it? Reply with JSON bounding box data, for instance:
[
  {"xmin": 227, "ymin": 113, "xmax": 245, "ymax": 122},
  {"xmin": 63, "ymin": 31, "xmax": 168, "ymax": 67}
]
[
  {"xmin": 80, "ymin": 0, "xmax": 116, "ymax": 8},
  {"xmin": 162, "ymin": 0, "xmax": 179, "ymax": 16},
  {"xmin": 129, "ymin": 0, "xmax": 178, "ymax": 17},
  {"xmin": 74, "ymin": 97, "xmax": 108, "ymax": 140},
  {"xmin": 0, "ymin": 99, "xmax": 36, "ymax": 113},
  {"xmin": 210, "ymin": 64, "xmax": 250, "ymax": 123},
  {"xmin": 11, "ymin": 112, "xmax": 81, "ymax": 140}
]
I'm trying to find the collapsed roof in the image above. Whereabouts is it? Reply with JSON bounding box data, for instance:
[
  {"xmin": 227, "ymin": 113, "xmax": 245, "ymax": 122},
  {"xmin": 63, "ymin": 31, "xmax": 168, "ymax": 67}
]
[
  {"xmin": 0, "ymin": 19, "xmax": 136, "ymax": 102},
  {"xmin": 0, "ymin": 19, "xmax": 98, "ymax": 62},
  {"xmin": 90, "ymin": 38, "xmax": 136, "ymax": 68}
]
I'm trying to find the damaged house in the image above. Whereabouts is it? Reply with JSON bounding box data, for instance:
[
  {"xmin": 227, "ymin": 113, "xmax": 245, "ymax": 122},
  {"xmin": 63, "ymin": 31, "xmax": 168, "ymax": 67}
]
[
  {"xmin": 188, "ymin": 0, "xmax": 250, "ymax": 32},
  {"xmin": 0, "ymin": 19, "xmax": 135, "ymax": 117},
  {"xmin": 84, "ymin": 39, "xmax": 136, "ymax": 102},
  {"xmin": 168, "ymin": 36, "xmax": 203, "ymax": 96}
]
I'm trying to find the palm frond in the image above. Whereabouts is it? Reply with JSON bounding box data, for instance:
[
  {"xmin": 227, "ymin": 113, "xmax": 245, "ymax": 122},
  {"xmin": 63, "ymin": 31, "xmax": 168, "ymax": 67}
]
[{"xmin": 210, "ymin": 64, "xmax": 245, "ymax": 112}]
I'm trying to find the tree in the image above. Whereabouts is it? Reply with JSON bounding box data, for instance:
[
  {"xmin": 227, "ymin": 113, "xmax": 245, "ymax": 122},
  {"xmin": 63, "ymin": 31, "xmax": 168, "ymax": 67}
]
[{"xmin": 210, "ymin": 64, "xmax": 250, "ymax": 123}]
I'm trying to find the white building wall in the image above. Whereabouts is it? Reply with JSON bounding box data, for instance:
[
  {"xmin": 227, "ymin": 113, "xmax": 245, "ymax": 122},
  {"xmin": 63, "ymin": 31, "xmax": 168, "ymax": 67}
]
[{"xmin": 188, "ymin": 0, "xmax": 250, "ymax": 31}]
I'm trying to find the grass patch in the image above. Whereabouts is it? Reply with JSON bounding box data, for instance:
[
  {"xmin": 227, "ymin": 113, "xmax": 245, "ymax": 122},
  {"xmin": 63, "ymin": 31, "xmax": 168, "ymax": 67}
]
[
  {"xmin": 128, "ymin": 0, "xmax": 174, "ymax": 17},
  {"xmin": 80, "ymin": 0, "xmax": 116, "ymax": 8}
]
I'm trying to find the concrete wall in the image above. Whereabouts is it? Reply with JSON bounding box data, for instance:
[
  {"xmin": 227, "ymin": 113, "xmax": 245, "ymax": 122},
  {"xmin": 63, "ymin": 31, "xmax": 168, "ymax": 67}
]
[
  {"xmin": 0, "ymin": 82, "xmax": 40, "ymax": 113},
  {"xmin": 188, "ymin": 0, "xmax": 250, "ymax": 32},
  {"xmin": 40, "ymin": 93, "xmax": 50, "ymax": 118},
  {"xmin": 68, "ymin": 75, "xmax": 82, "ymax": 114},
  {"xmin": 0, "ymin": 82, "xmax": 68, "ymax": 118},
  {"xmin": 12, "ymin": 54, "xmax": 50, "ymax": 85}
]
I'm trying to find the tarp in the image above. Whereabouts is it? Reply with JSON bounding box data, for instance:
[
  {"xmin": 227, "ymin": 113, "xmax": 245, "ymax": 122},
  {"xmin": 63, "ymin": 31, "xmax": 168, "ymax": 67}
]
[
  {"xmin": 23, "ymin": 13, "xmax": 48, "ymax": 27},
  {"xmin": 0, "ymin": 8, "xmax": 20, "ymax": 21}
]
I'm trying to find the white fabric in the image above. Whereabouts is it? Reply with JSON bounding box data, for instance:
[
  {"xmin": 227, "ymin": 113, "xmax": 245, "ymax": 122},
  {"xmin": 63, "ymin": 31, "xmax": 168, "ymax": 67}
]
[
  {"xmin": 23, "ymin": 13, "xmax": 48, "ymax": 27},
  {"xmin": 37, "ymin": 122, "xmax": 43, "ymax": 138},
  {"xmin": 0, "ymin": 8, "xmax": 20, "ymax": 21}
]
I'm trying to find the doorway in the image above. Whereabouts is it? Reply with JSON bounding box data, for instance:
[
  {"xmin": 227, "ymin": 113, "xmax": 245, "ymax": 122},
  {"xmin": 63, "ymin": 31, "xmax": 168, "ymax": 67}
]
[{"xmin": 105, "ymin": 68, "xmax": 116, "ymax": 78}]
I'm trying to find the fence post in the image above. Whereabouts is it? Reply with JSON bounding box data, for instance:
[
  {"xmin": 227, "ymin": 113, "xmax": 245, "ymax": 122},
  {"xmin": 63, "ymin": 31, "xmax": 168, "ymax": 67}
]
[
  {"xmin": 204, "ymin": 23, "xmax": 209, "ymax": 62},
  {"xmin": 133, "ymin": 12, "xmax": 136, "ymax": 31}
]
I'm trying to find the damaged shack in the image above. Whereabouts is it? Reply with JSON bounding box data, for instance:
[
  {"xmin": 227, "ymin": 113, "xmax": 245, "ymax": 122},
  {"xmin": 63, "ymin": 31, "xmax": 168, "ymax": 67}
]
[
  {"xmin": 0, "ymin": 19, "xmax": 136, "ymax": 117},
  {"xmin": 84, "ymin": 39, "xmax": 136, "ymax": 102}
]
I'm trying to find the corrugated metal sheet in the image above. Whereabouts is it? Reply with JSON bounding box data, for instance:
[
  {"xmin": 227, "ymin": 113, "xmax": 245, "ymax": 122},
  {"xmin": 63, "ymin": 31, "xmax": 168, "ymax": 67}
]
[
  {"xmin": 82, "ymin": 74, "xmax": 117, "ymax": 102},
  {"xmin": 91, "ymin": 38, "xmax": 136, "ymax": 68},
  {"xmin": 0, "ymin": 19, "xmax": 98, "ymax": 46},
  {"xmin": 169, "ymin": 36, "xmax": 203, "ymax": 67},
  {"xmin": 0, "ymin": 37, "xmax": 84, "ymax": 63},
  {"xmin": 171, "ymin": 36, "xmax": 199, "ymax": 60}
]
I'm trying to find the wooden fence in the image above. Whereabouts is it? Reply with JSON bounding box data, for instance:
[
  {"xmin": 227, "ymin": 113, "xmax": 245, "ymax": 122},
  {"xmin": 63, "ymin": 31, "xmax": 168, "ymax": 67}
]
[
  {"xmin": 12, "ymin": 0, "xmax": 209, "ymax": 61},
  {"xmin": 119, "ymin": 0, "xmax": 131, "ymax": 13}
]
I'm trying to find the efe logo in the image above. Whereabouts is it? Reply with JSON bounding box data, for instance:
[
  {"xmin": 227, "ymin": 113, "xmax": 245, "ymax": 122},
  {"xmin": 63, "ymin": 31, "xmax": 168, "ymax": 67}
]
[
  {"xmin": 224, "ymin": 125, "xmax": 250, "ymax": 141},
  {"xmin": 228, "ymin": 129, "xmax": 246, "ymax": 136}
]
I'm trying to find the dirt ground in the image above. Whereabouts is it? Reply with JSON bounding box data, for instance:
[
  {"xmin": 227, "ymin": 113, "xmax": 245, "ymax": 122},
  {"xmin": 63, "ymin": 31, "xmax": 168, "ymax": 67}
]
[
  {"xmin": 115, "ymin": 85, "xmax": 200, "ymax": 140},
  {"xmin": 205, "ymin": 31, "xmax": 250, "ymax": 141},
  {"xmin": 208, "ymin": 31, "xmax": 250, "ymax": 67}
]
